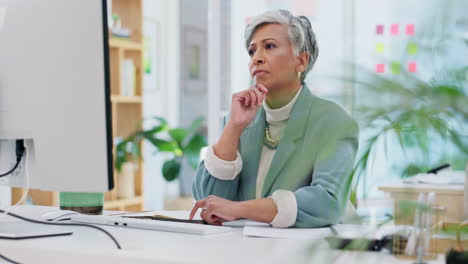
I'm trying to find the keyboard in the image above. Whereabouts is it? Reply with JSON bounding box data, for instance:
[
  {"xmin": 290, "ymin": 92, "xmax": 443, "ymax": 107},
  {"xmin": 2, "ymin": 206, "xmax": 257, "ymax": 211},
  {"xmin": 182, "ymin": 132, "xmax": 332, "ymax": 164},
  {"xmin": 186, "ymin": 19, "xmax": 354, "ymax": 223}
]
[{"xmin": 70, "ymin": 214, "xmax": 232, "ymax": 235}]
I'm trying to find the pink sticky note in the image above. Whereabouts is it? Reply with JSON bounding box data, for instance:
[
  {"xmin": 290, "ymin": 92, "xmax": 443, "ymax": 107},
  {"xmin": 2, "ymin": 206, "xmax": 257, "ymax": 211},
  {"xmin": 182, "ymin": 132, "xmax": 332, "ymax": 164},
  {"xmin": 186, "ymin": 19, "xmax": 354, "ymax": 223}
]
[
  {"xmin": 376, "ymin": 25, "xmax": 384, "ymax": 35},
  {"xmin": 406, "ymin": 24, "xmax": 415, "ymax": 35},
  {"xmin": 408, "ymin": 62, "xmax": 417, "ymax": 73},
  {"xmin": 245, "ymin": 17, "xmax": 251, "ymax": 25},
  {"xmin": 376, "ymin": 64, "xmax": 385, "ymax": 73},
  {"xmin": 391, "ymin": 24, "xmax": 399, "ymax": 35}
]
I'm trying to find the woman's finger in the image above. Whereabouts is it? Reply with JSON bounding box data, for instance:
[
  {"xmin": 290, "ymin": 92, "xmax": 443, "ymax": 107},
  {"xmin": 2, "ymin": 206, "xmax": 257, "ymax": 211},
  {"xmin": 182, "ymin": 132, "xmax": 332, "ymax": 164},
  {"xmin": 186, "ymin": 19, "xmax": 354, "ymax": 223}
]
[
  {"xmin": 234, "ymin": 95, "xmax": 245, "ymax": 105},
  {"xmin": 260, "ymin": 91, "xmax": 266, "ymax": 103},
  {"xmin": 200, "ymin": 209, "xmax": 206, "ymax": 220},
  {"xmin": 201, "ymin": 210, "xmax": 218, "ymax": 225},
  {"xmin": 249, "ymin": 90, "xmax": 258, "ymax": 106},
  {"xmin": 189, "ymin": 199, "xmax": 205, "ymax": 220},
  {"xmin": 212, "ymin": 215, "xmax": 227, "ymax": 224},
  {"xmin": 233, "ymin": 92, "xmax": 246, "ymax": 105},
  {"xmin": 201, "ymin": 209, "xmax": 216, "ymax": 225},
  {"xmin": 243, "ymin": 92, "xmax": 251, "ymax": 106},
  {"xmin": 252, "ymin": 88, "xmax": 263, "ymax": 105},
  {"xmin": 255, "ymin": 83, "xmax": 269, "ymax": 94}
]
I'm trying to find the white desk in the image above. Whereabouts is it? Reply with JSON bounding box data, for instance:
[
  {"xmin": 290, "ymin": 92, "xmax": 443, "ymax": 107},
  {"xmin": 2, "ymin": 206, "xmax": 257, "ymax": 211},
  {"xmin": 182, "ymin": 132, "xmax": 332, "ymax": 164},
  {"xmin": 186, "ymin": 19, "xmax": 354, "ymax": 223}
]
[{"xmin": 0, "ymin": 205, "xmax": 445, "ymax": 264}]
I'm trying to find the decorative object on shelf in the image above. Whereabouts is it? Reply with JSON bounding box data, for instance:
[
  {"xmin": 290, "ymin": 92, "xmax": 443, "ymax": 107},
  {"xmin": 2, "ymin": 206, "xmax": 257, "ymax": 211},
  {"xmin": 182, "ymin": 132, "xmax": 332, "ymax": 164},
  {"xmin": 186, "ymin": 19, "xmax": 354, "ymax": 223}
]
[
  {"xmin": 120, "ymin": 58, "xmax": 136, "ymax": 96},
  {"xmin": 115, "ymin": 116, "xmax": 207, "ymax": 182},
  {"xmin": 116, "ymin": 161, "xmax": 135, "ymax": 199},
  {"xmin": 110, "ymin": 13, "xmax": 132, "ymax": 39}
]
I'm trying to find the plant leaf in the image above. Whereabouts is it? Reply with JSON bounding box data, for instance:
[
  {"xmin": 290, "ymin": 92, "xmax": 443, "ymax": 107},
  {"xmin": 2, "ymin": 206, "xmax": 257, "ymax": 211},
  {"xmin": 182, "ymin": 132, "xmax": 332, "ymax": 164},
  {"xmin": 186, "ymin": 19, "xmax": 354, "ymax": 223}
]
[
  {"xmin": 162, "ymin": 158, "xmax": 181, "ymax": 181},
  {"xmin": 144, "ymin": 136, "xmax": 180, "ymax": 153},
  {"xmin": 168, "ymin": 128, "xmax": 188, "ymax": 146},
  {"xmin": 184, "ymin": 134, "xmax": 207, "ymax": 169},
  {"xmin": 182, "ymin": 117, "xmax": 205, "ymax": 148},
  {"xmin": 153, "ymin": 117, "xmax": 168, "ymax": 126},
  {"xmin": 115, "ymin": 140, "xmax": 129, "ymax": 172},
  {"xmin": 131, "ymin": 139, "xmax": 142, "ymax": 161},
  {"xmin": 143, "ymin": 125, "xmax": 168, "ymax": 136},
  {"xmin": 449, "ymin": 130, "xmax": 468, "ymax": 154}
]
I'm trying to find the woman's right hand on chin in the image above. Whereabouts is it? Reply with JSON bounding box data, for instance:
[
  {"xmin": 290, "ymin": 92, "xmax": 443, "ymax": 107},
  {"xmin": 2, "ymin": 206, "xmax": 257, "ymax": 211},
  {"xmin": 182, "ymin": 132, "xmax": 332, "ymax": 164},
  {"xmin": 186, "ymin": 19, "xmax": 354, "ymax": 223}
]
[{"xmin": 229, "ymin": 84, "xmax": 268, "ymax": 130}]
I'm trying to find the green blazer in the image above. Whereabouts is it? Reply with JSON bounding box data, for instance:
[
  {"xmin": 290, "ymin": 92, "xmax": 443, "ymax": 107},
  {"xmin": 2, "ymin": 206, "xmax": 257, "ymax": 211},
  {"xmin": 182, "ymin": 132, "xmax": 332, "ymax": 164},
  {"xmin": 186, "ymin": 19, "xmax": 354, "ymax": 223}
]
[{"xmin": 192, "ymin": 85, "xmax": 359, "ymax": 228}]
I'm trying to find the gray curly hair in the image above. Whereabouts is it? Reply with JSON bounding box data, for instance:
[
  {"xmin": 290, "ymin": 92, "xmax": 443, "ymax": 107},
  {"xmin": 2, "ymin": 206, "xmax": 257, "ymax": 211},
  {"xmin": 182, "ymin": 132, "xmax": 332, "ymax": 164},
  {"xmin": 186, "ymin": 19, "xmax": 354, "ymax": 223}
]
[{"xmin": 245, "ymin": 10, "xmax": 319, "ymax": 83}]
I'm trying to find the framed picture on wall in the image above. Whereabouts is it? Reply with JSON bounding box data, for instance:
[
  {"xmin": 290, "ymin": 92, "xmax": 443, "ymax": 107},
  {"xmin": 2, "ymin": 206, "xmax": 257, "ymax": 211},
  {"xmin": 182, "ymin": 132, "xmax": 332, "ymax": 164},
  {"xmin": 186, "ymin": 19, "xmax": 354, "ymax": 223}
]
[
  {"xmin": 182, "ymin": 26, "xmax": 207, "ymax": 95},
  {"xmin": 143, "ymin": 18, "xmax": 160, "ymax": 92}
]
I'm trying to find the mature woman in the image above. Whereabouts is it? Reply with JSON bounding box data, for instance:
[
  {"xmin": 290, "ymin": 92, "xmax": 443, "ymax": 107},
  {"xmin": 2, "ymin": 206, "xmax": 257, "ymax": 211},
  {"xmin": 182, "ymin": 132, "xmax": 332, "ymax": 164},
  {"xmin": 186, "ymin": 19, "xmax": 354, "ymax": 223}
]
[{"xmin": 190, "ymin": 10, "xmax": 358, "ymax": 228}]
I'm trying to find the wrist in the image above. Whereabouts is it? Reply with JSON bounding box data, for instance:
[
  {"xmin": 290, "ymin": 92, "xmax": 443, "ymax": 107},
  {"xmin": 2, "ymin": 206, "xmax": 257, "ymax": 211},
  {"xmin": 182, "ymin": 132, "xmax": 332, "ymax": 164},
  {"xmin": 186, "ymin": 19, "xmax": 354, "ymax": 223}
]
[
  {"xmin": 225, "ymin": 121, "xmax": 246, "ymax": 136},
  {"xmin": 235, "ymin": 200, "xmax": 250, "ymax": 219}
]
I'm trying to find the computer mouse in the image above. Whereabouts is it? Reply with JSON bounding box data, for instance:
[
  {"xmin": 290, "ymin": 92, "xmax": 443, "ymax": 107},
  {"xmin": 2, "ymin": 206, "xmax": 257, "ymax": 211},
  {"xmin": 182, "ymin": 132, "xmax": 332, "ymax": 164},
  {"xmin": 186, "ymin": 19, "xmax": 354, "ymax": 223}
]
[{"xmin": 41, "ymin": 210, "xmax": 80, "ymax": 221}]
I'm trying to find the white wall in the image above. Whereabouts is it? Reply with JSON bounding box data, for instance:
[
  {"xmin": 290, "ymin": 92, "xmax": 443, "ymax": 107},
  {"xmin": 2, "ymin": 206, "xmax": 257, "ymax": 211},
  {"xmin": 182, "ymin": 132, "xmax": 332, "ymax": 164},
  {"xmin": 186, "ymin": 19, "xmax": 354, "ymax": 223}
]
[{"xmin": 142, "ymin": 0, "xmax": 180, "ymax": 210}]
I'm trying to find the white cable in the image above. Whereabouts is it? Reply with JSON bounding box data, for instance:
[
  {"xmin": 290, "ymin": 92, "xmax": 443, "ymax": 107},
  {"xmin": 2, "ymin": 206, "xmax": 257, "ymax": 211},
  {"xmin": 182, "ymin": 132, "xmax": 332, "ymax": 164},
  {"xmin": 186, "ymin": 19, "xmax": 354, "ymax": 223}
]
[{"xmin": 1, "ymin": 144, "xmax": 30, "ymax": 219}]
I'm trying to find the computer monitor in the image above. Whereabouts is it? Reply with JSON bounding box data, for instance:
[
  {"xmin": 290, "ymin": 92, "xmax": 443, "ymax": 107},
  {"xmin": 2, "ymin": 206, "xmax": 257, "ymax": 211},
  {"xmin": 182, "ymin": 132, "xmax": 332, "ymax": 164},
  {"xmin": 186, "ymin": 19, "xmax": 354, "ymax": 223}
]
[{"xmin": 0, "ymin": 0, "xmax": 113, "ymax": 192}]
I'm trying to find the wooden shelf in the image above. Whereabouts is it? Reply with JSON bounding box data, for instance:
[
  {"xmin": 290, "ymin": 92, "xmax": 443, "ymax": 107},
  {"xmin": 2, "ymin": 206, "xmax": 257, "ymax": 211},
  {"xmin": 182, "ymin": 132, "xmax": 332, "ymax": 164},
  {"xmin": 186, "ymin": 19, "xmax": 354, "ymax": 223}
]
[
  {"xmin": 104, "ymin": 196, "xmax": 144, "ymax": 209},
  {"xmin": 111, "ymin": 95, "xmax": 143, "ymax": 104},
  {"xmin": 109, "ymin": 38, "xmax": 142, "ymax": 51}
]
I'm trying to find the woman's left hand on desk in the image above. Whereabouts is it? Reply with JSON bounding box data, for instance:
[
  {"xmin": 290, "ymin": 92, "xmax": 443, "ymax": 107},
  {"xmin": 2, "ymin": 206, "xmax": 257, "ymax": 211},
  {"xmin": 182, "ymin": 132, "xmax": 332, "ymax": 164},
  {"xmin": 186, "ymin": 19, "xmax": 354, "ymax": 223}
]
[{"xmin": 189, "ymin": 195, "xmax": 241, "ymax": 225}]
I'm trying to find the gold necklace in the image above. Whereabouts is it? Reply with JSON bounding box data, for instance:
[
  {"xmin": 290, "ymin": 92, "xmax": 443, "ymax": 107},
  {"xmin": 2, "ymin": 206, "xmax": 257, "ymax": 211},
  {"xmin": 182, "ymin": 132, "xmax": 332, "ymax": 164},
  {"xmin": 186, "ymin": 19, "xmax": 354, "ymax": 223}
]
[{"xmin": 264, "ymin": 123, "xmax": 279, "ymax": 150}]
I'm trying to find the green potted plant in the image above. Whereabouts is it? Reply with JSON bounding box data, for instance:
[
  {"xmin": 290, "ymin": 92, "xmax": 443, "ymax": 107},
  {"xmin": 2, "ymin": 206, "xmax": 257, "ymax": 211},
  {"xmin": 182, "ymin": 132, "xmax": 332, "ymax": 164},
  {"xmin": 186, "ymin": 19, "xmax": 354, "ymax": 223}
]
[{"xmin": 114, "ymin": 116, "xmax": 207, "ymax": 186}]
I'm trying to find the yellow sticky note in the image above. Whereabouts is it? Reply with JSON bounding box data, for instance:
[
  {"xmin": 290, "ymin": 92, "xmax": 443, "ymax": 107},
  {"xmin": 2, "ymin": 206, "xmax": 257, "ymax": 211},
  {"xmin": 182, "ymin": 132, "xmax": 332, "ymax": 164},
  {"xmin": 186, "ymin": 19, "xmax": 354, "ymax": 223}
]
[{"xmin": 376, "ymin": 43, "xmax": 384, "ymax": 53}]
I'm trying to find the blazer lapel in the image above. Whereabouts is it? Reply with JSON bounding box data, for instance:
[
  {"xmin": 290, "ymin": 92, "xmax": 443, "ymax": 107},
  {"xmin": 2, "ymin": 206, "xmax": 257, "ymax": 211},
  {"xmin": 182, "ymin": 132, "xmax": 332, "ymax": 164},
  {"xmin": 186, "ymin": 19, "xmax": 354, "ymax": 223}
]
[
  {"xmin": 241, "ymin": 107, "xmax": 266, "ymax": 197},
  {"xmin": 261, "ymin": 86, "xmax": 313, "ymax": 197}
]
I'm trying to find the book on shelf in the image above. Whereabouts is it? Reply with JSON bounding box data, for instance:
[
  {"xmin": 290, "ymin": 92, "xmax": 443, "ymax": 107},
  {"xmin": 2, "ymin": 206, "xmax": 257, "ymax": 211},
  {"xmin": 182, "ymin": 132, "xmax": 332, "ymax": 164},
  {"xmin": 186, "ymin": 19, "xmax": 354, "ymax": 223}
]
[{"xmin": 120, "ymin": 59, "xmax": 136, "ymax": 97}]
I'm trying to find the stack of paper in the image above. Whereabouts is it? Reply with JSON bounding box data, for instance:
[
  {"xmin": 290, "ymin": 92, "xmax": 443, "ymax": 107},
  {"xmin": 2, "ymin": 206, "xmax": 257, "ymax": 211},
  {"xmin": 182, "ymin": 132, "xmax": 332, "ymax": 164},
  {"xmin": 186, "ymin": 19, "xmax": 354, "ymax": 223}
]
[
  {"xmin": 403, "ymin": 171, "xmax": 465, "ymax": 185},
  {"xmin": 243, "ymin": 226, "xmax": 333, "ymax": 239},
  {"xmin": 242, "ymin": 224, "xmax": 412, "ymax": 240}
]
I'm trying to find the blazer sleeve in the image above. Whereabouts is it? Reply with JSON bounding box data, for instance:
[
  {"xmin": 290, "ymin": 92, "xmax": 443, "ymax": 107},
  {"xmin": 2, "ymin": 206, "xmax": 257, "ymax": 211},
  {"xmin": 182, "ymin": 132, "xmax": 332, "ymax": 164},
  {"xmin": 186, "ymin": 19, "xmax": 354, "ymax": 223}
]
[
  {"xmin": 294, "ymin": 110, "xmax": 359, "ymax": 228},
  {"xmin": 192, "ymin": 115, "xmax": 241, "ymax": 201}
]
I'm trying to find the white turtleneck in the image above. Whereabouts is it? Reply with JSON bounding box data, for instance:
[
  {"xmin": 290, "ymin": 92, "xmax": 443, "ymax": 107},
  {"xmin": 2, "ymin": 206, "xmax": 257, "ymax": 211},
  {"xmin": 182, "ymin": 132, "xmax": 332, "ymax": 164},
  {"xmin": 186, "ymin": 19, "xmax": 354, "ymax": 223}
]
[{"xmin": 203, "ymin": 86, "xmax": 302, "ymax": 228}]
